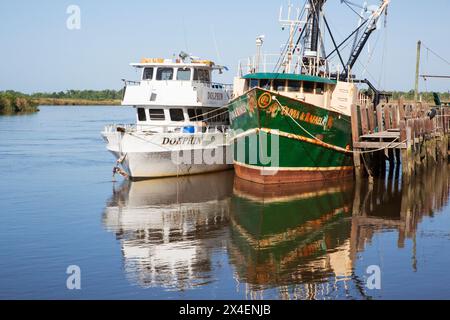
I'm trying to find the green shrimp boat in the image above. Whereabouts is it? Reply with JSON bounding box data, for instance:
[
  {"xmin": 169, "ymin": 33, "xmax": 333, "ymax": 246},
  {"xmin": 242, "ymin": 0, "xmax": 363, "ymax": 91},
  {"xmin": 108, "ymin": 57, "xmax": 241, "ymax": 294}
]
[{"xmin": 227, "ymin": 0, "xmax": 390, "ymax": 184}]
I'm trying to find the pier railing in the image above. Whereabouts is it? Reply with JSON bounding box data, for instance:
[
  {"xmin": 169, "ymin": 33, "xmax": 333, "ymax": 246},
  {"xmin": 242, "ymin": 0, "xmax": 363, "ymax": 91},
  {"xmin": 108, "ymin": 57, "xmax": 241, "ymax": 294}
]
[{"xmin": 351, "ymin": 101, "xmax": 450, "ymax": 180}]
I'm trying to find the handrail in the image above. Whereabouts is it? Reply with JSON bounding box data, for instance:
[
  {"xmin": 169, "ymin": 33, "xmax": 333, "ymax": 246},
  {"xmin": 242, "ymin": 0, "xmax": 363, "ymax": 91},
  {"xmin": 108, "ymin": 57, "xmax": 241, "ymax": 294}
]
[
  {"xmin": 121, "ymin": 79, "xmax": 140, "ymax": 86},
  {"xmin": 122, "ymin": 78, "xmax": 232, "ymax": 89},
  {"xmin": 103, "ymin": 123, "xmax": 230, "ymax": 135}
]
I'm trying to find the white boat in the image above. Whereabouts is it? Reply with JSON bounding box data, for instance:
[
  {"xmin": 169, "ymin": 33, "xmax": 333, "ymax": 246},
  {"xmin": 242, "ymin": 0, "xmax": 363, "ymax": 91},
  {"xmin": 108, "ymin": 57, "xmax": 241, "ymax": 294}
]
[{"xmin": 102, "ymin": 54, "xmax": 234, "ymax": 179}]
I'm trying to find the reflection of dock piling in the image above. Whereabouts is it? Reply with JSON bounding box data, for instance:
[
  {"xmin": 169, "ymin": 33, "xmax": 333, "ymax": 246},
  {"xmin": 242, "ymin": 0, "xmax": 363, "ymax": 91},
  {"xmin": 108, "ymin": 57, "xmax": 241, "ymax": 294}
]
[{"xmin": 351, "ymin": 102, "xmax": 450, "ymax": 180}]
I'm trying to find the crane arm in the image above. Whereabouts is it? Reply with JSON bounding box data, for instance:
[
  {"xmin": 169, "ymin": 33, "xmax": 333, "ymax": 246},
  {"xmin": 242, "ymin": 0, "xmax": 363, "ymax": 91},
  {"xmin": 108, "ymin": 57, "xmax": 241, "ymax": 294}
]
[{"xmin": 342, "ymin": 0, "xmax": 390, "ymax": 79}]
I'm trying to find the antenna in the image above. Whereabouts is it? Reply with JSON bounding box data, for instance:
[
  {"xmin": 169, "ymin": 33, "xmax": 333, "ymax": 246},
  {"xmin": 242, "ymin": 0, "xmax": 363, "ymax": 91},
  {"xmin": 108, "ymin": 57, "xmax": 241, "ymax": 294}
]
[
  {"xmin": 279, "ymin": 1, "xmax": 306, "ymax": 73},
  {"xmin": 255, "ymin": 35, "xmax": 265, "ymax": 73}
]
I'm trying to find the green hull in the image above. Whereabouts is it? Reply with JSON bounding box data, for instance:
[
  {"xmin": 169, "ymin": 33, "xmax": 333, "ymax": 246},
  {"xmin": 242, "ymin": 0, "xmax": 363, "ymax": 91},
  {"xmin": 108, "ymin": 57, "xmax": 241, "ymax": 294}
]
[{"xmin": 228, "ymin": 88, "xmax": 354, "ymax": 183}]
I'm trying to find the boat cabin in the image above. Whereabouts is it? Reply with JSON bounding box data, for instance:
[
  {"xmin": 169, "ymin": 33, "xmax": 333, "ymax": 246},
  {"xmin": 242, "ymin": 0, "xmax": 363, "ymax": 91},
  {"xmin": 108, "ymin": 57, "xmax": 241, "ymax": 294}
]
[
  {"xmin": 121, "ymin": 58, "xmax": 231, "ymax": 133},
  {"xmin": 134, "ymin": 105, "xmax": 229, "ymax": 133},
  {"xmin": 233, "ymin": 72, "xmax": 358, "ymax": 116},
  {"xmin": 122, "ymin": 58, "xmax": 230, "ymax": 108}
]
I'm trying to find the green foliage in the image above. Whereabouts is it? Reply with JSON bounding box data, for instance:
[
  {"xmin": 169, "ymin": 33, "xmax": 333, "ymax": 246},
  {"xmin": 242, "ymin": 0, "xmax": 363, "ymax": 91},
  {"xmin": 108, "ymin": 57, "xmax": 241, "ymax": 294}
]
[
  {"xmin": 30, "ymin": 89, "xmax": 124, "ymax": 101},
  {"xmin": 389, "ymin": 91, "xmax": 450, "ymax": 103},
  {"xmin": 0, "ymin": 91, "xmax": 39, "ymax": 114}
]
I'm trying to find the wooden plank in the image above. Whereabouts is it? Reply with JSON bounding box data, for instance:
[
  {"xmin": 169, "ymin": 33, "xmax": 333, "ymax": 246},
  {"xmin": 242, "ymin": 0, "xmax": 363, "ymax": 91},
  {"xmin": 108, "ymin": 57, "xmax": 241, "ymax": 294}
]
[
  {"xmin": 407, "ymin": 119, "xmax": 415, "ymax": 143},
  {"xmin": 392, "ymin": 105, "xmax": 399, "ymax": 128},
  {"xmin": 353, "ymin": 141, "xmax": 407, "ymax": 149},
  {"xmin": 384, "ymin": 105, "xmax": 391, "ymax": 130},
  {"xmin": 360, "ymin": 104, "xmax": 369, "ymax": 135},
  {"xmin": 400, "ymin": 120, "xmax": 407, "ymax": 142},
  {"xmin": 376, "ymin": 104, "xmax": 384, "ymax": 132},
  {"xmin": 360, "ymin": 131, "xmax": 400, "ymax": 139},
  {"xmin": 351, "ymin": 104, "xmax": 360, "ymax": 143},
  {"xmin": 367, "ymin": 104, "xmax": 376, "ymax": 133},
  {"xmin": 351, "ymin": 104, "xmax": 363, "ymax": 179},
  {"xmin": 399, "ymin": 102, "xmax": 406, "ymax": 121}
]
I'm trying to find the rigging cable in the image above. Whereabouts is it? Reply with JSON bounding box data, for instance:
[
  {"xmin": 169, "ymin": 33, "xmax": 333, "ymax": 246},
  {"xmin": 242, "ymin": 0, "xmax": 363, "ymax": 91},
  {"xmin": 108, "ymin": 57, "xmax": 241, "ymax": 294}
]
[
  {"xmin": 421, "ymin": 43, "xmax": 450, "ymax": 67},
  {"xmin": 341, "ymin": 0, "xmax": 365, "ymax": 19}
]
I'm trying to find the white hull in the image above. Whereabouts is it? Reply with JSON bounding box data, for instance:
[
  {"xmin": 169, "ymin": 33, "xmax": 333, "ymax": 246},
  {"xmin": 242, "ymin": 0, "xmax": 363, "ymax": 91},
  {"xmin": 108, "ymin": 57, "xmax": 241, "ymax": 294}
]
[{"xmin": 103, "ymin": 129, "xmax": 233, "ymax": 179}]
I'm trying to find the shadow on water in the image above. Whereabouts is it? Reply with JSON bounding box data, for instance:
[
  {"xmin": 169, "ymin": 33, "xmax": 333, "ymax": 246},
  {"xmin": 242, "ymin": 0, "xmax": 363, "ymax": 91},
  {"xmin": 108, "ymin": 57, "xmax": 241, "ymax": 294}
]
[{"xmin": 102, "ymin": 164, "xmax": 450, "ymax": 299}]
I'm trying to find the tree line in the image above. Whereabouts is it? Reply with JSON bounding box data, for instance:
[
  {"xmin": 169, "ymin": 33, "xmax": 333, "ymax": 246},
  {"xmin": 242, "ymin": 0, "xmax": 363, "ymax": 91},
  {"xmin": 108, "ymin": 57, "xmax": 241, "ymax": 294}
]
[{"xmin": 29, "ymin": 89, "xmax": 124, "ymax": 100}]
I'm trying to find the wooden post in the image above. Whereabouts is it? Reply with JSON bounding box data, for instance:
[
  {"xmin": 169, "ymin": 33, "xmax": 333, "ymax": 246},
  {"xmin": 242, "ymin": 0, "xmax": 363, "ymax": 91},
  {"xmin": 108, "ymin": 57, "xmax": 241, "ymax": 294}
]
[
  {"xmin": 376, "ymin": 104, "xmax": 384, "ymax": 133},
  {"xmin": 384, "ymin": 105, "xmax": 391, "ymax": 130},
  {"xmin": 392, "ymin": 105, "xmax": 400, "ymax": 129},
  {"xmin": 360, "ymin": 105, "xmax": 369, "ymax": 135},
  {"xmin": 398, "ymin": 98, "xmax": 405, "ymax": 121},
  {"xmin": 367, "ymin": 104, "xmax": 376, "ymax": 133},
  {"xmin": 351, "ymin": 104, "xmax": 363, "ymax": 180},
  {"xmin": 402, "ymin": 120, "xmax": 413, "ymax": 179},
  {"xmin": 414, "ymin": 41, "xmax": 422, "ymax": 102}
]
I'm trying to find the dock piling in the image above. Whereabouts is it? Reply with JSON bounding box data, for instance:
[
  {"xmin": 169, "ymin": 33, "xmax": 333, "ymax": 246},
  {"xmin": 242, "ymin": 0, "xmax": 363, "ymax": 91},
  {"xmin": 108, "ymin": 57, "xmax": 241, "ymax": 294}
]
[{"xmin": 351, "ymin": 101, "xmax": 448, "ymax": 182}]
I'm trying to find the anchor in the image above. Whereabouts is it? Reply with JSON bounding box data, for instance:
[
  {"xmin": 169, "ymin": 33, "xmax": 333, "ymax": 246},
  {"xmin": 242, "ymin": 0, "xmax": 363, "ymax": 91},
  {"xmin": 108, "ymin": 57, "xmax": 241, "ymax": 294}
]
[{"xmin": 112, "ymin": 154, "xmax": 129, "ymax": 181}]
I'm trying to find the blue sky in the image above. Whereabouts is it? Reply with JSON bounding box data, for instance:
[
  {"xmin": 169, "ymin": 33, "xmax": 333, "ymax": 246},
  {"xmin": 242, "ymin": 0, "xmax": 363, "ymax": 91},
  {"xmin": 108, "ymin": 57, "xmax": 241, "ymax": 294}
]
[{"xmin": 0, "ymin": 0, "xmax": 449, "ymax": 93}]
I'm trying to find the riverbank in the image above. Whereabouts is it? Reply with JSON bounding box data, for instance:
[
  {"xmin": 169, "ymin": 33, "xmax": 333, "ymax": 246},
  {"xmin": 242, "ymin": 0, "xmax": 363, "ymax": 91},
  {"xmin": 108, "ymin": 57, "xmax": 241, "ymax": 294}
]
[
  {"xmin": 32, "ymin": 98, "xmax": 121, "ymax": 106},
  {"xmin": 1, "ymin": 90, "xmax": 123, "ymax": 114},
  {"xmin": 0, "ymin": 92, "xmax": 39, "ymax": 115}
]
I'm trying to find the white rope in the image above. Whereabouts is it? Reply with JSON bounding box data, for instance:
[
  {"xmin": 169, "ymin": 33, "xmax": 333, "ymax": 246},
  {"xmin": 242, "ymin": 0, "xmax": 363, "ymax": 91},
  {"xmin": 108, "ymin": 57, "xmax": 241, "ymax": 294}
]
[{"xmin": 190, "ymin": 104, "xmax": 229, "ymax": 121}]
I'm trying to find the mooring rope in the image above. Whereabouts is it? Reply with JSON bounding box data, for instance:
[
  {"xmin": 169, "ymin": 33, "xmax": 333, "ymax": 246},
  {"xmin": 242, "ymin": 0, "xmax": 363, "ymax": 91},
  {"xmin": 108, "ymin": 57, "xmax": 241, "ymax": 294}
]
[{"xmin": 271, "ymin": 97, "xmax": 407, "ymax": 155}]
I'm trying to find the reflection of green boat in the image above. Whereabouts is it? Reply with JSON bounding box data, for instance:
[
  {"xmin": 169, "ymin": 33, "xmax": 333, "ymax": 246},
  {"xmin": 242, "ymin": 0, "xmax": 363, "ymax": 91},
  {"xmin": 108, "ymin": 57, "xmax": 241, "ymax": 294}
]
[{"xmin": 229, "ymin": 178, "xmax": 355, "ymax": 289}]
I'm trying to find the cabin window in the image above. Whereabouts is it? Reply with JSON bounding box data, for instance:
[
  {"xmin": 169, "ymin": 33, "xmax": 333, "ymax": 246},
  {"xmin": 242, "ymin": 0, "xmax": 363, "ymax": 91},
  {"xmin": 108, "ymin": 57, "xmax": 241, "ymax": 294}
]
[
  {"xmin": 156, "ymin": 68, "xmax": 174, "ymax": 81},
  {"xmin": 273, "ymin": 80, "xmax": 286, "ymax": 92},
  {"xmin": 170, "ymin": 109, "xmax": 185, "ymax": 122},
  {"xmin": 259, "ymin": 79, "xmax": 271, "ymax": 89},
  {"xmin": 193, "ymin": 69, "xmax": 211, "ymax": 82},
  {"xmin": 316, "ymin": 83, "xmax": 324, "ymax": 95},
  {"xmin": 177, "ymin": 68, "xmax": 191, "ymax": 81},
  {"xmin": 148, "ymin": 109, "xmax": 166, "ymax": 121},
  {"xmin": 142, "ymin": 68, "xmax": 154, "ymax": 80},
  {"xmin": 249, "ymin": 79, "xmax": 259, "ymax": 89},
  {"xmin": 188, "ymin": 109, "xmax": 204, "ymax": 121},
  {"xmin": 303, "ymin": 81, "xmax": 314, "ymax": 93},
  {"xmin": 287, "ymin": 80, "xmax": 301, "ymax": 92},
  {"xmin": 137, "ymin": 108, "xmax": 147, "ymax": 121}
]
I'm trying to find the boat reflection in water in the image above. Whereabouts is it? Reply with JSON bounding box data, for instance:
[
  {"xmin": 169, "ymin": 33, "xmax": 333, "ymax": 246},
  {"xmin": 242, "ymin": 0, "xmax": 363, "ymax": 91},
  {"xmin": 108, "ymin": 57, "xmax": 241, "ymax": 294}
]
[
  {"xmin": 103, "ymin": 171, "xmax": 234, "ymax": 290},
  {"xmin": 229, "ymin": 177, "xmax": 358, "ymax": 299},
  {"xmin": 103, "ymin": 165, "xmax": 450, "ymax": 299},
  {"xmin": 229, "ymin": 164, "xmax": 450, "ymax": 300}
]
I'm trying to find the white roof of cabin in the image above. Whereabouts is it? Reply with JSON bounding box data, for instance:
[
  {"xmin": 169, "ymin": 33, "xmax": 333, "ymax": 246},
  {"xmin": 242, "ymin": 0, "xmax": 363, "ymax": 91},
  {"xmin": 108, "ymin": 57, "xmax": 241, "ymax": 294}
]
[{"xmin": 130, "ymin": 61, "xmax": 223, "ymax": 70}]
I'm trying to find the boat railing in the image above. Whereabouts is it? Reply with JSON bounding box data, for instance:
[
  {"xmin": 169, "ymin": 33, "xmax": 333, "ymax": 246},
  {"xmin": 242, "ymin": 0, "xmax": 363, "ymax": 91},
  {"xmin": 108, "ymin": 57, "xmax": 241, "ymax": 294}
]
[
  {"xmin": 237, "ymin": 53, "xmax": 337, "ymax": 79},
  {"xmin": 121, "ymin": 79, "xmax": 140, "ymax": 86},
  {"xmin": 192, "ymin": 81, "xmax": 233, "ymax": 90},
  {"xmin": 103, "ymin": 124, "xmax": 230, "ymax": 135},
  {"xmin": 121, "ymin": 78, "xmax": 232, "ymax": 90},
  {"xmin": 237, "ymin": 54, "xmax": 304, "ymax": 75}
]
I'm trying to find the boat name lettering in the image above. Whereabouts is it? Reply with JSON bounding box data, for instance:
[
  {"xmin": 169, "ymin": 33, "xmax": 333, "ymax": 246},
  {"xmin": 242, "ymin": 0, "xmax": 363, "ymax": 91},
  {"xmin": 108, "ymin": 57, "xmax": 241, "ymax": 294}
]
[
  {"xmin": 162, "ymin": 137, "xmax": 202, "ymax": 146},
  {"xmin": 230, "ymin": 100, "xmax": 248, "ymax": 121},
  {"xmin": 207, "ymin": 92, "xmax": 224, "ymax": 101},
  {"xmin": 281, "ymin": 107, "xmax": 334, "ymax": 129}
]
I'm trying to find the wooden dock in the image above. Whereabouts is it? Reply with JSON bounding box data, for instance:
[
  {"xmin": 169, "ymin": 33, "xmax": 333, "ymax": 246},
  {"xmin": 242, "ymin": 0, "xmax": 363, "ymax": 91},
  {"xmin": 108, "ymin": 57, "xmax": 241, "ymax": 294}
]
[{"xmin": 351, "ymin": 101, "xmax": 450, "ymax": 181}]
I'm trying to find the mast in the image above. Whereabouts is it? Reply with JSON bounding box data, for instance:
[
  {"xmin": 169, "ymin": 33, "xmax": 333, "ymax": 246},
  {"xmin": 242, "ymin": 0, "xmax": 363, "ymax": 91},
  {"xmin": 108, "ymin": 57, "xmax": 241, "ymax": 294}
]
[
  {"xmin": 279, "ymin": 3, "xmax": 304, "ymax": 73},
  {"xmin": 303, "ymin": 0, "xmax": 327, "ymax": 75},
  {"xmin": 309, "ymin": 0, "xmax": 325, "ymax": 53},
  {"xmin": 341, "ymin": 0, "xmax": 390, "ymax": 80}
]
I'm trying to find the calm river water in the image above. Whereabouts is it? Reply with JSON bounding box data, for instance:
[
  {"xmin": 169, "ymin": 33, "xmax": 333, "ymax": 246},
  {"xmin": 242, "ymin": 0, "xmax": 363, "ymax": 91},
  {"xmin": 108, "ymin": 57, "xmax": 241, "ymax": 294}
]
[{"xmin": 1, "ymin": 106, "xmax": 450, "ymax": 300}]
